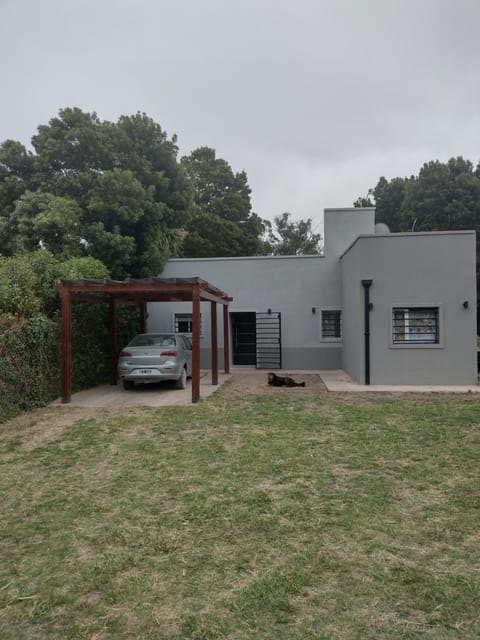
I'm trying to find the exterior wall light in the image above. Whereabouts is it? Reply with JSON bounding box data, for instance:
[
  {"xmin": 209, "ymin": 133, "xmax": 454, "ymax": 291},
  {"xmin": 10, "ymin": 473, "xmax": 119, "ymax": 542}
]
[{"xmin": 463, "ymin": 300, "xmax": 469, "ymax": 308}]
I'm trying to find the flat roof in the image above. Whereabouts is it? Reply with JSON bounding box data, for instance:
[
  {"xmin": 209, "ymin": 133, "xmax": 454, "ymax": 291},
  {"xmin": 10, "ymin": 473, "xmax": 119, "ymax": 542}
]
[
  {"xmin": 340, "ymin": 230, "xmax": 476, "ymax": 259},
  {"xmin": 167, "ymin": 253, "xmax": 325, "ymax": 263}
]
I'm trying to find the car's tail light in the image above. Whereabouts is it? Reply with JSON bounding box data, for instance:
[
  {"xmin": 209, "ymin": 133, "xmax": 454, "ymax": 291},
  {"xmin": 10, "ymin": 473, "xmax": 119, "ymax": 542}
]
[
  {"xmin": 160, "ymin": 350, "xmax": 177, "ymax": 357},
  {"xmin": 119, "ymin": 351, "xmax": 131, "ymax": 357}
]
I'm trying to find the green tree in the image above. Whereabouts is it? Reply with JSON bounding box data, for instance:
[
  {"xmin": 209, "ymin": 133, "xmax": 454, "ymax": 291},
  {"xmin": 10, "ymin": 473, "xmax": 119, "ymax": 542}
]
[
  {"xmin": 0, "ymin": 140, "xmax": 36, "ymax": 253},
  {"xmin": 31, "ymin": 107, "xmax": 111, "ymax": 178},
  {"xmin": 354, "ymin": 176, "xmax": 410, "ymax": 232},
  {"xmin": 356, "ymin": 157, "xmax": 480, "ymax": 310},
  {"xmin": 10, "ymin": 191, "xmax": 83, "ymax": 257},
  {"xmin": 0, "ymin": 108, "xmax": 194, "ymax": 277},
  {"xmin": 356, "ymin": 157, "xmax": 480, "ymax": 234},
  {"xmin": 0, "ymin": 250, "xmax": 109, "ymax": 317},
  {"xmin": 400, "ymin": 158, "xmax": 480, "ymax": 232},
  {"xmin": 181, "ymin": 147, "xmax": 263, "ymax": 257},
  {"xmin": 261, "ymin": 212, "xmax": 322, "ymax": 255}
]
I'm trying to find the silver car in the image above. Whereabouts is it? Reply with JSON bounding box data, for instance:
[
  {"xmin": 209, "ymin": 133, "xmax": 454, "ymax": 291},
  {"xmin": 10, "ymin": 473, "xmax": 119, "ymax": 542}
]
[{"xmin": 117, "ymin": 333, "xmax": 192, "ymax": 390}]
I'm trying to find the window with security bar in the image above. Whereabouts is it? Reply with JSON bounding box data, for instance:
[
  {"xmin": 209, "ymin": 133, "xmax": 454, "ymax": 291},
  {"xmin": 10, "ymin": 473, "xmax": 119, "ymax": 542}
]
[
  {"xmin": 321, "ymin": 309, "xmax": 342, "ymax": 340},
  {"xmin": 174, "ymin": 313, "xmax": 202, "ymax": 335},
  {"xmin": 392, "ymin": 307, "xmax": 439, "ymax": 344}
]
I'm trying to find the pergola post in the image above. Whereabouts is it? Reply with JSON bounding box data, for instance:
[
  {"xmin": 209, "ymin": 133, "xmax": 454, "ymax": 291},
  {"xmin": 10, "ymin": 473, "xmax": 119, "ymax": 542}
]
[
  {"xmin": 192, "ymin": 283, "xmax": 201, "ymax": 403},
  {"xmin": 211, "ymin": 301, "xmax": 218, "ymax": 385},
  {"xmin": 60, "ymin": 285, "xmax": 72, "ymax": 404},
  {"xmin": 109, "ymin": 298, "xmax": 117, "ymax": 385},
  {"xmin": 223, "ymin": 303, "xmax": 230, "ymax": 374},
  {"xmin": 139, "ymin": 301, "xmax": 147, "ymax": 333}
]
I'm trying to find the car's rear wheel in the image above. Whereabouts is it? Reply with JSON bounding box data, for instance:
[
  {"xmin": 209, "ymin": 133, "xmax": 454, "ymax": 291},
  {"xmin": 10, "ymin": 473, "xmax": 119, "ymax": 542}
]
[
  {"xmin": 123, "ymin": 380, "xmax": 134, "ymax": 390},
  {"xmin": 175, "ymin": 367, "xmax": 187, "ymax": 389}
]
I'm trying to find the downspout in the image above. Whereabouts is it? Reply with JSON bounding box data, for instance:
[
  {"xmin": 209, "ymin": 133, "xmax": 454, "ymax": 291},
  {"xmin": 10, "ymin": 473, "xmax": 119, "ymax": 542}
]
[{"xmin": 361, "ymin": 279, "xmax": 373, "ymax": 385}]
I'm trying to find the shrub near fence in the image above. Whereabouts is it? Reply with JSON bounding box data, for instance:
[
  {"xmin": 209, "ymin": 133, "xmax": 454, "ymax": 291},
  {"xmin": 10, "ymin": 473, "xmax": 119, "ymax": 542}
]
[
  {"xmin": 0, "ymin": 304, "xmax": 140, "ymax": 423},
  {"xmin": 0, "ymin": 314, "xmax": 60, "ymax": 422}
]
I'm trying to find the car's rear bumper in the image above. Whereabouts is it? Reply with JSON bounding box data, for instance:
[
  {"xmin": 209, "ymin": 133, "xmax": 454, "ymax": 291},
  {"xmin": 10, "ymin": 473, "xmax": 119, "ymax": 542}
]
[{"xmin": 118, "ymin": 365, "xmax": 183, "ymax": 384}]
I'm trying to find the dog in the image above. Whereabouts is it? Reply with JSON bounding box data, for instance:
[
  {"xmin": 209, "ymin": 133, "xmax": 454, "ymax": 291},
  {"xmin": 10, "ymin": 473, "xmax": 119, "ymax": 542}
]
[{"xmin": 268, "ymin": 372, "xmax": 306, "ymax": 387}]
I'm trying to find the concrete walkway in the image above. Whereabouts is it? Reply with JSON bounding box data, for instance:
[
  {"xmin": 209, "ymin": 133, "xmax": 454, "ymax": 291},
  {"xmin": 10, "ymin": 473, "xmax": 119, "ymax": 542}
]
[
  {"xmin": 51, "ymin": 372, "xmax": 231, "ymax": 408},
  {"xmin": 320, "ymin": 369, "xmax": 480, "ymax": 393}
]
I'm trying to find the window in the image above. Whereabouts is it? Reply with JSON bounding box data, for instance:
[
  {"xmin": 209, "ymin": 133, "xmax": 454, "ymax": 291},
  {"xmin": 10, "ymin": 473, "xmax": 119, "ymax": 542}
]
[
  {"xmin": 174, "ymin": 313, "xmax": 202, "ymax": 335},
  {"xmin": 321, "ymin": 310, "xmax": 342, "ymax": 340},
  {"xmin": 392, "ymin": 307, "xmax": 439, "ymax": 344}
]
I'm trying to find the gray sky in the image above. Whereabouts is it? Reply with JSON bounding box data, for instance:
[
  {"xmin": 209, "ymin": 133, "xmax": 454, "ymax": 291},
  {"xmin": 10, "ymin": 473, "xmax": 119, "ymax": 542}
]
[{"xmin": 1, "ymin": 0, "xmax": 479, "ymax": 234}]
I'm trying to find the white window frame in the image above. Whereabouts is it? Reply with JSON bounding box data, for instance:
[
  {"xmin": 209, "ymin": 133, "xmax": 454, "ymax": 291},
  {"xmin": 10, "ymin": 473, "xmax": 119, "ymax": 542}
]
[
  {"xmin": 390, "ymin": 304, "xmax": 443, "ymax": 348},
  {"xmin": 173, "ymin": 312, "xmax": 202, "ymax": 337},
  {"xmin": 320, "ymin": 308, "xmax": 342, "ymax": 342}
]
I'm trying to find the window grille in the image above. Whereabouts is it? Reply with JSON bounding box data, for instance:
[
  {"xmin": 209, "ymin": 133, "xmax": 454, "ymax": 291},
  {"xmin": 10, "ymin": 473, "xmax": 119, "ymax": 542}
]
[
  {"xmin": 392, "ymin": 307, "xmax": 439, "ymax": 344},
  {"xmin": 174, "ymin": 313, "xmax": 202, "ymax": 335},
  {"xmin": 321, "ymin": 310, "xmax": 342, "ymax": 339}
]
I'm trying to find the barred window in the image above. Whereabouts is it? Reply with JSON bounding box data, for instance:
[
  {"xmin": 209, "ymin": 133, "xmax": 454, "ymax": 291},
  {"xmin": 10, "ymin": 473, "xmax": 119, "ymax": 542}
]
[
  {"xmin": 392, "ymin": 307, "xmax": 439, "ymax": 344},
  {"xmin": 321, "ymin": 310, "xmax": 342, "ymax": 339},
  {"xmin": 174, "ymin": 313, "xmax": 201, "ymax": 335}
]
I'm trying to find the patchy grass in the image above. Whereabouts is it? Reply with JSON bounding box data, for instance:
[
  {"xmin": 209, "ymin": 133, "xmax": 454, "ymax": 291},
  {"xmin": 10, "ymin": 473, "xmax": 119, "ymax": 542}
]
[{"xmin": 1, "ymin": 387, "xmax": 480, "ymax": 639}]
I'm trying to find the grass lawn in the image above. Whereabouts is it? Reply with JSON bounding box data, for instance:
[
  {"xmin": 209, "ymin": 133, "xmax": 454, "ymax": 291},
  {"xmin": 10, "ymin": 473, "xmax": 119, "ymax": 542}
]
[{"xmin": 1, "ymin": 378, "xmax": 479, "ymax": 639}]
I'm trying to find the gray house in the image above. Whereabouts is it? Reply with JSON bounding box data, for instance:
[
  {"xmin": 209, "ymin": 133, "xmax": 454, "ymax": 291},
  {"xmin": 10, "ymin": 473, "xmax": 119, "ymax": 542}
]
[{"xmin": 148, "ymin": 207, "xmax": 477, "ymax": 385}]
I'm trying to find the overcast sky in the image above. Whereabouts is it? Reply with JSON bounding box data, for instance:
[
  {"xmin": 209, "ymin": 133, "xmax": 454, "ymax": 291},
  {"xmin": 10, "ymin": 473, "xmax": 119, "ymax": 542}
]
[{"xmin": 1, "ymin": 0, "xmax": 479, "ymax": 234}]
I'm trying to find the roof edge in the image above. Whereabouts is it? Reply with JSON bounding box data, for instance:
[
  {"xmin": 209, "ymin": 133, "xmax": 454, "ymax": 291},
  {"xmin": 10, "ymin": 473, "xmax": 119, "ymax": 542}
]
[
  {"xmin": 167, "ymin": 254, "xmax": 325, "ymax": 263},
  {"xmin": 340, "ymin": 230, "xmax": 476, "ymax": 259}
]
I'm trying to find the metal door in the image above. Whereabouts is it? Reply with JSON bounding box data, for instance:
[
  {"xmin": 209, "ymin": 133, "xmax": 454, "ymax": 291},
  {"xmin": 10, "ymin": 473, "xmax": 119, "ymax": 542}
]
[{"xmin": 256, "ymin": 312, "xmax": 282, "ymax": 369}]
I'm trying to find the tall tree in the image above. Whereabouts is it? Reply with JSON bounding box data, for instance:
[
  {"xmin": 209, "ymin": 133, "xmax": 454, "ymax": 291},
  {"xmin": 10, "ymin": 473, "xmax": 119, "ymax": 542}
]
[
  {"xmin": 400, "ymin": 158, "xmax": 480, "ymax": 232},
  {"xmin": 10, "ymin": 191, "xmax": 83, "ymax": 257},
  {"xmin": 355, "ymin": 156, "xmax": 480, "ymax": 305},
  {"xmin": 0, "ymin": 108, "xmax": 194, "ymax": 278},
  {"xmin": 0, "ymin": 140, "xmax": 36, "ymax": 253},
  {"xmin": 356, "ymin": 157, "xmax": 480, "ymax": 234},
  {"xmin": 181, "ymin": 147, "xmax": 264, "ymax": 257},
  {"xmin": 261, "ymin": 212, "xmax": 322, "ymax": 256}
]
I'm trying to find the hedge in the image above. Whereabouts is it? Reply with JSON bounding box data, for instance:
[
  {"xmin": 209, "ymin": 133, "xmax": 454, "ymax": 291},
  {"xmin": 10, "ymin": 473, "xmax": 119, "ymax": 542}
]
[{"xmin": 0, "ymin": 305, "xmax": 139, "ymax": 423}]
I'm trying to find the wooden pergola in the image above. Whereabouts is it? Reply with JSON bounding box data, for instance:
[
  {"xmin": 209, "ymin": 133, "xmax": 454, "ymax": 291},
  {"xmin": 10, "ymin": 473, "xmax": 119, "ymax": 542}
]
[{"xmin": 55, "ymin": 277, "xmax": 232, "ymax": 404}]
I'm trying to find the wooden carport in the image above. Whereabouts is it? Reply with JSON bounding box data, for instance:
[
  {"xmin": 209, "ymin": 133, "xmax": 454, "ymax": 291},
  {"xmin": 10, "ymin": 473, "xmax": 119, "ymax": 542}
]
[{"xmin": 55, "ymin": 277, "xmax": 232, "ymax": 404}]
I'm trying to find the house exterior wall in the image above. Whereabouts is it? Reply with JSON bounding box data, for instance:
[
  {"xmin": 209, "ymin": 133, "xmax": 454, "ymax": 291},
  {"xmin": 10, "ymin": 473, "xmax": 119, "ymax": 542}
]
[
  {"xmin": 148, "ymin": 207, "xmax": 375, "ymax": 369},
  {"xmin": 341, "ymin": 231, "xmax": 477, "ymax": 385},
  {"xmin": 148, "ymin": 207, "xmax": 476, "ymax": 385}
]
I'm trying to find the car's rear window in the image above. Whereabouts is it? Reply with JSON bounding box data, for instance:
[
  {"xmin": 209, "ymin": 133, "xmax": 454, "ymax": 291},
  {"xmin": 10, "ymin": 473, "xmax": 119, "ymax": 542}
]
[{"xmin": 129, "ymin": 335, "xmax": 177, "ymax": 347}]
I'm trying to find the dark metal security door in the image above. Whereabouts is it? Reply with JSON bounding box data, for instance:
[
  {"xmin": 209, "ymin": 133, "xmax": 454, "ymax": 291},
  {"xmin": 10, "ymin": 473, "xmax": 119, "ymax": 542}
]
[
  {"xmin": 231, "ymin": 312, "xmax": 257, "ymax": 365},
  {"xmin": 256, "ymin": 311, "xmax": 282, "ymax": 369}
]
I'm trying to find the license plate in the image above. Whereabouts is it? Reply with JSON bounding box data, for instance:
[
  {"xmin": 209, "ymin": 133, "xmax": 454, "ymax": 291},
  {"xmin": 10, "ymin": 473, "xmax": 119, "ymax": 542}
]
[{"xmin": 139, "ymin": 369, "xmax": 153, "ymax": 375}]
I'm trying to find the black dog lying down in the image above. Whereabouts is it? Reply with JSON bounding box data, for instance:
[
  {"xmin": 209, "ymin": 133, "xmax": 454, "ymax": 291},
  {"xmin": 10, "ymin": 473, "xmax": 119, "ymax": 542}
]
[{"xmin": 268, "ymin": 372, "xmax": 306, "ymax": 387}]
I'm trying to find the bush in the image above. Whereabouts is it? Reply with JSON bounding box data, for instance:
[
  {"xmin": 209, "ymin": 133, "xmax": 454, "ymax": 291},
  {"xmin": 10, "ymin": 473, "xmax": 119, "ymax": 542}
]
[
  {"xmin": 0, "ymin": 251, "xmax": 142, "ymax": 422},
  {"xmin": 0, "ymin": 314, "xmax": 60, "ymax": 422},
  {"xmin": 0, "ymin": 257, "xmax": 41, "ymax": 316}
]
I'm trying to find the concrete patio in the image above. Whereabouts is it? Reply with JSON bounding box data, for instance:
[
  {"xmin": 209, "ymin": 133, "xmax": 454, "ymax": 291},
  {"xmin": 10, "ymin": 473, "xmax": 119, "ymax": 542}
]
[{"xmin": 51, "ymin": 372, "xmax": 231, "ymax": 408}]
